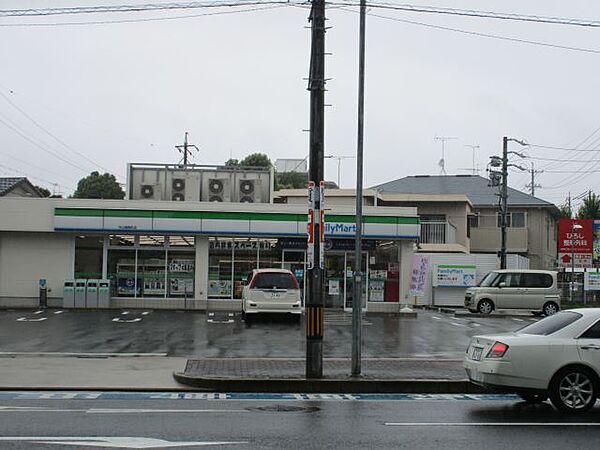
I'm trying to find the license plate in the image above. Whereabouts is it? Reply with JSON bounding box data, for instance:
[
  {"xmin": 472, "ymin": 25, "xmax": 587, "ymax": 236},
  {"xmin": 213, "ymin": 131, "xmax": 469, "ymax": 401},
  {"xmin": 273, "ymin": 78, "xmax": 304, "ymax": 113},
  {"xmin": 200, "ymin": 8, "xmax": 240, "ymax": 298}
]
[
  {"xmin": 270, "ymin": 292, "xmax": 282, "ymax": 299},
  {"xmin": 471, "ymin": 346, "xmax": 483, "ymax": 361}
]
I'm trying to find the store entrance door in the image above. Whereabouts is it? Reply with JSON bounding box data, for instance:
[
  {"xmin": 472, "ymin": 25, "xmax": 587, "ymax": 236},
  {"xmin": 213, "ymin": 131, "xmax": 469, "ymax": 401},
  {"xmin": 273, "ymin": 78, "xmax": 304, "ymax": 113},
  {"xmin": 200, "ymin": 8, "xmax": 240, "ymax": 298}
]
[{"xmin": 343, "ymin": 252, "xmax": 368, "ymax": 312}]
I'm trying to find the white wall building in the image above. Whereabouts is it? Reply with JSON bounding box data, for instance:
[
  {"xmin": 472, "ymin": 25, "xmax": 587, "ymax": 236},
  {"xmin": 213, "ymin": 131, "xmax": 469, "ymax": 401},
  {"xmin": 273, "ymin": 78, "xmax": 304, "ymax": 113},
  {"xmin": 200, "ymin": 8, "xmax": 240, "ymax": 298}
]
[{"xmin": 0, "ymin": 197, "xmax": 420, "ymax": 313}]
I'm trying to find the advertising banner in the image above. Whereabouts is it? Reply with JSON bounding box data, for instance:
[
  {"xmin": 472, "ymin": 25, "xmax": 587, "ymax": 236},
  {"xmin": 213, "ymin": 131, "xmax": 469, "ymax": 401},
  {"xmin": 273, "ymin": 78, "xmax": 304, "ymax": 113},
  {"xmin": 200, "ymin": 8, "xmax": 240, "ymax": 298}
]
[
  {"xmin": 409, "ymin": 255, "xmax": 430, "ymax": 297},
  {"xmin": 584, "ymin": 272, "xmax": 600, "ymax": 292},
  {"xmin": 594, "ymin": 220, "xmax": 600, "ymax": 267},
  {"xmin": 434, "ymin": 264, "xmax": 477, "ymax": 288},
  {"xmin": 558, "ymin": 219, "xmax": 593, "ymax": 253}
]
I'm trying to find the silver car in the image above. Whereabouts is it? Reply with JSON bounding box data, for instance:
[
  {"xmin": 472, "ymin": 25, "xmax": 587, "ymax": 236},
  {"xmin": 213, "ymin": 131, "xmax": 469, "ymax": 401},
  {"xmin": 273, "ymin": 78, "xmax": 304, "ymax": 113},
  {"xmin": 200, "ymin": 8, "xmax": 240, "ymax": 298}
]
[{"xmin": 464, "ymin": 269, "xmax": 560, "ymax": 316}]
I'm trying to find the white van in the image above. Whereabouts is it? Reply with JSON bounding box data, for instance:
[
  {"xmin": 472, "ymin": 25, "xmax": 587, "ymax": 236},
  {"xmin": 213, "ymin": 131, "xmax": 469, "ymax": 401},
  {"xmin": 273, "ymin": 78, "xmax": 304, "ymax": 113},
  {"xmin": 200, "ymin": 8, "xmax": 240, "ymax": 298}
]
[{"xmin": 464, "ymin": 270, "xmax": 560, "ymax": 316}]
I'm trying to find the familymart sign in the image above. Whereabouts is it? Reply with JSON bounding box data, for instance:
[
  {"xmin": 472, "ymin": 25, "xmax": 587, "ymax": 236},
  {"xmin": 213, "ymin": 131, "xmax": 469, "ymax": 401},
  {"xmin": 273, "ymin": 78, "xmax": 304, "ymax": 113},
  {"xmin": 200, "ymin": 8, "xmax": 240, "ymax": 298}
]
[{"xmin": 54, "ymin": 208, "xmax": 420, "ymax": 240}]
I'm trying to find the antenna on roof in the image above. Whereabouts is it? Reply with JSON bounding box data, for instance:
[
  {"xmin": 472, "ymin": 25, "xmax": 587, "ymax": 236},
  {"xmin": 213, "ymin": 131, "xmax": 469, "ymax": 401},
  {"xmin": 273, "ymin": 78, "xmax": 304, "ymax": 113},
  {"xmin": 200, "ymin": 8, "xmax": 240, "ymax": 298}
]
[{"xmin": 434, "ymin": 136, "xmax": 457, "ymax": 175}]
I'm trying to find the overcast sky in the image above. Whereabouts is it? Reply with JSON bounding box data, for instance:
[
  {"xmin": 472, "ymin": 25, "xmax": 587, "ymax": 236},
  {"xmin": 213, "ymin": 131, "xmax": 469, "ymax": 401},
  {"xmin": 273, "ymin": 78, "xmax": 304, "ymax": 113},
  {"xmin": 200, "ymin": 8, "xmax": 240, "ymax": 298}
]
[{"xmin": 1, "ymin": 0, "xmax": 599, "ymax": 209}]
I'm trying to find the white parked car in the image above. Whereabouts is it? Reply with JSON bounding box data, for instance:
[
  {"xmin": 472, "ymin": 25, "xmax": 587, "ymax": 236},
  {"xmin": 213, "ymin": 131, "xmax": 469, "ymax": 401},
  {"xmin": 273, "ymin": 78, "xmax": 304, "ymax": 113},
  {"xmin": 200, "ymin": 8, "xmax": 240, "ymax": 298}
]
[
  {"xmin": 464, "ymin": 308, "xmax": 600, "ymax": 413},
  {"xmin": 241, "ymin": 269, "xmax": 302, "ymax": 322},
  {"xmin": 464, "ymin": 269, "xmax": 560, "ymax": 316}
]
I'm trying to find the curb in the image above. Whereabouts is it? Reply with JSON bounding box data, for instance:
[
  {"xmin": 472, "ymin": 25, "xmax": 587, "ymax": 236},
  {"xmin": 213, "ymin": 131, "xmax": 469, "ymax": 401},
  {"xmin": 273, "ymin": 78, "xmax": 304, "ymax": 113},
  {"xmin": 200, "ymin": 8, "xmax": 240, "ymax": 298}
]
[{"xmin": 172, "ymin": 372, "xmax": 486, "ymax": 394}]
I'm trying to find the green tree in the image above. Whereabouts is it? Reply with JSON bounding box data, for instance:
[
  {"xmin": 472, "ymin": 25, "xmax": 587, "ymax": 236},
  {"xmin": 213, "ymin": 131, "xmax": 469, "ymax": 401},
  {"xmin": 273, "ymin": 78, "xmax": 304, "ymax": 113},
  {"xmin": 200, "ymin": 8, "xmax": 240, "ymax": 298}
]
[
  {"xmin": 558, "ymin": 201, "xmax": 572, "ymax": 219},
  {"xmin": 239, "ymin": 153, "xmax": 272, "ymax": 168},
  {"xmin": 276, "ymin": 171, "xmax": 308, "ymax": 190},
  {"xmin": 34, "ymin": 185, "xmax": 51, "ymax": 197},
  {"xmin": 73, "ymin": 171, "xmax": 125, "ymax": 199},
  {"xmin": 224, "ymin": 158, "xmax": 239, "ymax": 167},
  {"xmin": 577, "ymin": 192, "xmax": 600, "ymax": 219}
]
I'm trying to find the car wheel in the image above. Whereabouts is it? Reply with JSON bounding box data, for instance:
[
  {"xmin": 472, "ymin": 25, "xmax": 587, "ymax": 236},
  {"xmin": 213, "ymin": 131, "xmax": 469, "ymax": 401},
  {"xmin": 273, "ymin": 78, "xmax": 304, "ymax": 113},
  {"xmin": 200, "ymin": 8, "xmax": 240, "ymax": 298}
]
[
  {"xmin": 543, "ymin": 301, "xmax": 559, "ymax": 316},
  {"xmin": 518, "ymin": 392, "xmax": 548, "ymax": 404},
  {"xmin": 477, "ymin": 299, "xmax": 494, "ymax": 314},
  {"xmin": 549, "ymin": 367, "xmax": 598, "ymax": 413}
]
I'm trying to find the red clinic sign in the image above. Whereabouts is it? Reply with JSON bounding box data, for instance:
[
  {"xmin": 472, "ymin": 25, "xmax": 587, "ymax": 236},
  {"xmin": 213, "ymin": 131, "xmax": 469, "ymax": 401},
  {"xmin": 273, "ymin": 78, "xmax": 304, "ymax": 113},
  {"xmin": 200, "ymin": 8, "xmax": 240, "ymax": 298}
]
[{"xmin": 558, "ymin": 219, "xmax": 593, "ymax": 254}]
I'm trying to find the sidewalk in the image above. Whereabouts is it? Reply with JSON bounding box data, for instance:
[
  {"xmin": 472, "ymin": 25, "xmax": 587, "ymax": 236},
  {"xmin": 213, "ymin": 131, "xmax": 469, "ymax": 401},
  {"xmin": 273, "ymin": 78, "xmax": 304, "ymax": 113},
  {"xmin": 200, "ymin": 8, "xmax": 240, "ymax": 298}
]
[
  {"xmin": 0, "ymin": 356, "xmax": 192, "ymax": 391},
  {"xmin": 174, "ymin": 357, "xmax": 484, "ymax": 394}
]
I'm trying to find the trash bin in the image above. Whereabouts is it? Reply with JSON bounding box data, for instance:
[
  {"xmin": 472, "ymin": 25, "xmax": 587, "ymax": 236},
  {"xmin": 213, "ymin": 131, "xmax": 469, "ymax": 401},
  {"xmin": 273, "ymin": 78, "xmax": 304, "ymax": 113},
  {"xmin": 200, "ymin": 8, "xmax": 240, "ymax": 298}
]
[
  {"xmin": 63, "ymin": 280, "xmax": 75, "ymax": 308},
  {"xmin": 86, "ymin": 279, "xmax": 99, "ymax": 308},
  {"xmin": 98, "ymin": 280, "xmax": 110, "ymax": 308},
  {"xmin": 74, "ymin": 279, "xmax": 87, "ymax": 308}
]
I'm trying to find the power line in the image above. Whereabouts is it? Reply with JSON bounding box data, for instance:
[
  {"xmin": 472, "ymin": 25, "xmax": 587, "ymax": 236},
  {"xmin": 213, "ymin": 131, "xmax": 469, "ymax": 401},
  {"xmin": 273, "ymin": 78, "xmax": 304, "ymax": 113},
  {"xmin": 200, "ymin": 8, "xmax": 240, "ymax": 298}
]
[
  {"xmin": 0, "ymin": 90, "xmax": 123, "ymax": 179},
  {"xmin": 0, "ymin": 162, "xmax": 70, "ymax": 192},
  {"xmin": 0, "ymin": 114, "xmax": 91, "ymax": 174},
  {"xmin": 339, "ymin": 8, "xmax": 600, "ymax": 54},
  {"xmin": 2, "ymin": 1, "xmax": 600, "ymax": 28},
  {"xmin": 0, "ymin": 3, "xmax": 288, "ymax": 27}
]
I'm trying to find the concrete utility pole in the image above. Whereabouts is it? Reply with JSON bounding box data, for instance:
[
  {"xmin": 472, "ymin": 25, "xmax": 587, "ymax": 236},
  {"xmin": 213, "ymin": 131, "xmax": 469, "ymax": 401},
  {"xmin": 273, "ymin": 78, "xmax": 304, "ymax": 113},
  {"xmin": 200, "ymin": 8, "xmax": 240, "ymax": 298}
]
[
  {"xmin": 175, "ymin": 132, "xmax": 199, "ymax": 166},
  {"xmin": 525, "ymin": 162, "xmax": 542, "ymax": 196},
  {"xmin": 498, "ymin": 136, "xmax": 527, "ymax": 269},
  {"xmin": 306, "ymin": 0, "xmax": 326, "ymax": 379},
  {"xmin": 352, "ymin": 0, "xmax": 367, "ymax": 377}
]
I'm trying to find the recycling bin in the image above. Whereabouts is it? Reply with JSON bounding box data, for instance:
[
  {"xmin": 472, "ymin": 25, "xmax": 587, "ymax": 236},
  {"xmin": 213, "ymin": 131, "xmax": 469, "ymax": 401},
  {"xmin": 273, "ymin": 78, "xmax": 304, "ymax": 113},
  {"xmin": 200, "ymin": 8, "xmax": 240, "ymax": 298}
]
[
  {"xmin": 63, "ymin": 280, "xmax": 75, "ymax": 308},
  {"xmin": 98, "ymin": 280, "xmax": 111, "ymax": 308},
  {"xmin": 74, "ymin": 279, "xmax": 87, "ymax": 308},
  {"xmin": 86, "ymin": 279, "xmax": 99, "ymax": 308}
]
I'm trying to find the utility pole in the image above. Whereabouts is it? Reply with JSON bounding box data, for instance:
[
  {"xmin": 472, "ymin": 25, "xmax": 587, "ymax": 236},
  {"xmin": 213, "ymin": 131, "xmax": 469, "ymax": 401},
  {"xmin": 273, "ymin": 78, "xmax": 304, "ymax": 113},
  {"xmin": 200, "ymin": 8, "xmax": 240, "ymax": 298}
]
[
  {"xmin": 464, "ymin": 144, "xmax": 480, "ymax": 175},
  {"xmin": 352, "ymin": 0, "xmax": 366, "ymax": 377},
  {"xmin": 525, "ymin": 162, "xmax": 542, "ymax": 196},
  {"xmin": 306, "ymin": 0, "xmax": 326, "ymax": 379},
  {"xmin": 500, "ymin": 137, "xmax": 508, "ymax": 269},
  {"xmin": 175, "ymin": 132, "xmax": 199, "ymax": 166},
  {"xmin": 498, "ymin": 136, "xmax": 527, "ymax": 269},
  {"xmin": 434, "ymin": 136, "xmax": 457, "ymax": 175}
]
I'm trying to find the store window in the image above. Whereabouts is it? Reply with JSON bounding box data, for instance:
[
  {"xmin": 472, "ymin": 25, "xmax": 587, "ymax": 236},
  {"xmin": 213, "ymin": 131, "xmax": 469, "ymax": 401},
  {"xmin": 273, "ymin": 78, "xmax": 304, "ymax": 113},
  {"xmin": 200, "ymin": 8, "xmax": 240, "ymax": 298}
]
[
  {"xmin": 368, "ymin": 242, "xmax": 400, "ymax": 303},
  {"xmin": 107, "ymin": 235, "xmax": 195, "ymax": 298},
  {"xmin": 74, "ymin": 236, "xmax": 103, "ymax": 279},
  {"xmin": 208, "ymin": 238, "xmax": 284, "ymax": 300}
]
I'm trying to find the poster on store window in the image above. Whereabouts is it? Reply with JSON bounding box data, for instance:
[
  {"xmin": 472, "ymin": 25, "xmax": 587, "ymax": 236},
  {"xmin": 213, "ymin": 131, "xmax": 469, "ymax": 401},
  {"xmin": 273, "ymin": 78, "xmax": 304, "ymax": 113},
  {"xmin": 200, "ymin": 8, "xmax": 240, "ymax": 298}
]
[
  {"xmin": 168, "ymin": 259, "xmax": 194, "ymax": 296},
  {"xmin": 594, "ymin": 220, "xmax": 600, "ymax": 267},
  {"xmin": 328, "ymin": 280, "xmax": 340, "ymax": 295},
  {"xmin": 409, "ymin": 255, "xmax": 430, "ymax": 297}
]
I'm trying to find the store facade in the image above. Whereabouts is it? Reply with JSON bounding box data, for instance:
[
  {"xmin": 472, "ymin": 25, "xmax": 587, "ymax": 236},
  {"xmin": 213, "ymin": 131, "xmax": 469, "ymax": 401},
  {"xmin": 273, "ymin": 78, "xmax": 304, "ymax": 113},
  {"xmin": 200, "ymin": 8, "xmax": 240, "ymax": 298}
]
[{"xmin": 0, "ymin": 198, "xmax": 419, "ymax": 313}]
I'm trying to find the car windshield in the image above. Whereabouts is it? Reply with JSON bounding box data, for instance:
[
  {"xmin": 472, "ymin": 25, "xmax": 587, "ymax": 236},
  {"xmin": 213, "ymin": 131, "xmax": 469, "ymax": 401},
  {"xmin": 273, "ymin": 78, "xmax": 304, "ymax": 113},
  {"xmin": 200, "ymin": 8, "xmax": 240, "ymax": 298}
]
[
  {"xmin": 253, "ymin": 273, "xmax": 296, "ymax": 290},
  {"xmin": 517, "ymin": 311, "xmax": 583, "ymax": 336},
  {"xmin": 478, "ymin": 272, "xmax": 499, "ymax": 287}
]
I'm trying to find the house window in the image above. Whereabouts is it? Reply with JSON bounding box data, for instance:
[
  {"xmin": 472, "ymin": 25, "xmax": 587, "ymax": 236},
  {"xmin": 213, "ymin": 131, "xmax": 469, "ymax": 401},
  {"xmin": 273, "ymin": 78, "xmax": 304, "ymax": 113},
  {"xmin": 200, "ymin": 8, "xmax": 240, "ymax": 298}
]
[
  {"xmin": 496, "ymin": 212, "xmax": 526, "ymax": 228},
  {"xmin": 468, "ymin": 215, "xmax": 479, "ymax": 229}
]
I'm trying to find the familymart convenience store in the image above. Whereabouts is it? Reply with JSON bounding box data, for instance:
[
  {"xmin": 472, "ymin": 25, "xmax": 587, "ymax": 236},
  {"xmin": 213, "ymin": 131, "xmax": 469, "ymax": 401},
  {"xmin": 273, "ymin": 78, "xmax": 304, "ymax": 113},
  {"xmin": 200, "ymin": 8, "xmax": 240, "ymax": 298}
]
[{"xmin": 0, "ymin": 198, "xmax": 419, "ymax": 313}]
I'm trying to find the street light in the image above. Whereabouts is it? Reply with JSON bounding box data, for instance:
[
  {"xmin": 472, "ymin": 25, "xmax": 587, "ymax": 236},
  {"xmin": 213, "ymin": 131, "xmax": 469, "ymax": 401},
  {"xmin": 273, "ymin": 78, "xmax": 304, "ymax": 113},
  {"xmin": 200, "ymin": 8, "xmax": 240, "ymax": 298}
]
[{"xmin": 570, "ymin": 222, "xmax": 583, "ymax": 303}]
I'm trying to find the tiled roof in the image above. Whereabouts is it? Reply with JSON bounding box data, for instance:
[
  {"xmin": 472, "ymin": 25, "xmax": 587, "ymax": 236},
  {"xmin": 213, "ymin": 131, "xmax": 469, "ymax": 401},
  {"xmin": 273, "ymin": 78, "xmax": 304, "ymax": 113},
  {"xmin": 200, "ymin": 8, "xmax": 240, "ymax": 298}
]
[
  {"xmin": 0, "ymin": 177, "xmax": 26, "ymax": 196},
  {"xmin": 371, "ymin": 175, "xmax": 555, "ymax": 208}
]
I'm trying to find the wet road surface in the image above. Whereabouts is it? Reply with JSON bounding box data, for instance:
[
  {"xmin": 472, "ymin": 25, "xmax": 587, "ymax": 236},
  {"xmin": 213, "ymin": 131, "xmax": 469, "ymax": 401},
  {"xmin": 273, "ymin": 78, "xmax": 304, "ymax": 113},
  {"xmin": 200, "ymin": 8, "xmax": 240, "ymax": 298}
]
[
  {"xmin": 0, "ymin": 308, "xmax": 530, "ymax": 358},
  {"xmin": 0, "ymin": 391, "xmax": 597, "ymax": 449}
]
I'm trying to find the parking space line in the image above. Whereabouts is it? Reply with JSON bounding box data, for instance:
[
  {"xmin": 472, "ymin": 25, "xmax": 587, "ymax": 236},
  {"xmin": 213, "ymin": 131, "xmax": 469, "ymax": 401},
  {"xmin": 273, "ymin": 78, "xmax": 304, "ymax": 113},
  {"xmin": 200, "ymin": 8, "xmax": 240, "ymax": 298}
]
[
  {"xmin": 450, "ymin": 322, "xmax": 465, "ymax": 327},
  {"xmin": 53, "ymin": 311, "xmax": 64, "ymax": 315},
  {"xmin": 512, "ymin": 318, "xmax": 524, "ymax": 322},
  {"xmin": 432, "ymin": 316, "xmax": 442, "ymax": 320}
]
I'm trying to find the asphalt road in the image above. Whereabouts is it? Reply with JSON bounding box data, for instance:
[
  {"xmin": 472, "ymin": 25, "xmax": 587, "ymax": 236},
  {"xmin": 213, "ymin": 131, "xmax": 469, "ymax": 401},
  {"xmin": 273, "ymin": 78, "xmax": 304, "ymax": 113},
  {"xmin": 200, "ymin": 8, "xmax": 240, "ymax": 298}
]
[
  {"xmin": 0, "ymin": 391, "xmax": 598, "ymax": 449},
  {"xmin": 0, "ymin": 308, "xmax": 529, "ymax": 358}
]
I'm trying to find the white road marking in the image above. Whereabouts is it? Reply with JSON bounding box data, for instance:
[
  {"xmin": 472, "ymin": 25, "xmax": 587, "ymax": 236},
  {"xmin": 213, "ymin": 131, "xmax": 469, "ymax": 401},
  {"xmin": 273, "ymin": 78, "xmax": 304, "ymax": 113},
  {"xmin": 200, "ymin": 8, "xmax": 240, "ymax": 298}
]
[
  {"xmin": 53, "ymin": 310, "xmax": 64, "ymax": 315},
  {"xmin": 471, "ymin": 323, "xmax": 481, "ymax": 327},
  {"xmin": 207, "ymin": 319, "xmax": 235, "ymax": 324},
  {"xmin": 16, "ymin": 317, "xmax": 48, "ymax": 322},
  {"xmin": 450, "ymin": 322, "xmax": 465, "ymax": 327},
  {"xmin": 121, "ymin": 311, "xmax": 130, "ymax": 315},
  {"xmin": 432, "ymin": 316, "xmax": 442, "ymax": 320},
  {"xmin": 208, "ymin": 313, "xmax": 215, "ymax": 316},
  {"xmin": 0, "ymin": 437, "xmax": 247, "ymax": 448},
  {"xmin": 384, "ymin": 422, "xmax": 600, "ymax": 427},
  {"xmin": 0, "ymin": 352, "xmax": 167, "ymax": 358},
  {"xmin": 33, "ymin": 310, "xmax": 44, "ymax": 315},
  {"xmin": 0, "ymin": 406, "xmax": 247, "ymax": 414},
  {"xmin": 141, "ymin": 311, "xmax": 150, "ymax": 316},
  {"xmin": 228, "ymin": 313, "xmax": 234, "ymax": 316},
  {"xmin": 512, "ymin": 318, "xmax": 524, "ymax": 322},
  {"xmin": 112, "ymin": 317, "xmax": 142, "ymax": 323}
]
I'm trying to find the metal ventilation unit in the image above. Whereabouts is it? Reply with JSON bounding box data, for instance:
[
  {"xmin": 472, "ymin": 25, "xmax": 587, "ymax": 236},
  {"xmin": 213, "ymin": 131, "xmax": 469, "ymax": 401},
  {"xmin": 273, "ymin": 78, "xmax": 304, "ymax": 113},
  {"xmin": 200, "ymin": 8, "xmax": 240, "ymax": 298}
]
[
  {"xmin": 239, "ymin": 179, "xmax": 257, "ymax": 203},
  {"xmin": 141, "ymin": 185, "xmax": 155, "ymax": 199},
  {"xmin": 172, "ymin": 192, "xmax": 185, "ymax": 201},
  {"xmin": 204, "ymin": 177, "xmax": 231, "ymax": 202}
]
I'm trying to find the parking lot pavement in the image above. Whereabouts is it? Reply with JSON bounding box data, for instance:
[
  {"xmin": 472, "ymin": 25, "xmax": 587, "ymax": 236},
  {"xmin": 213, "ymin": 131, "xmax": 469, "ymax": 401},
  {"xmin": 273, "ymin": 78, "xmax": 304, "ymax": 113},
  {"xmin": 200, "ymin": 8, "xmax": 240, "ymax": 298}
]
[{"xmin": 0, "ymin": 308, "xmax": 529, "ymax": 358}]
